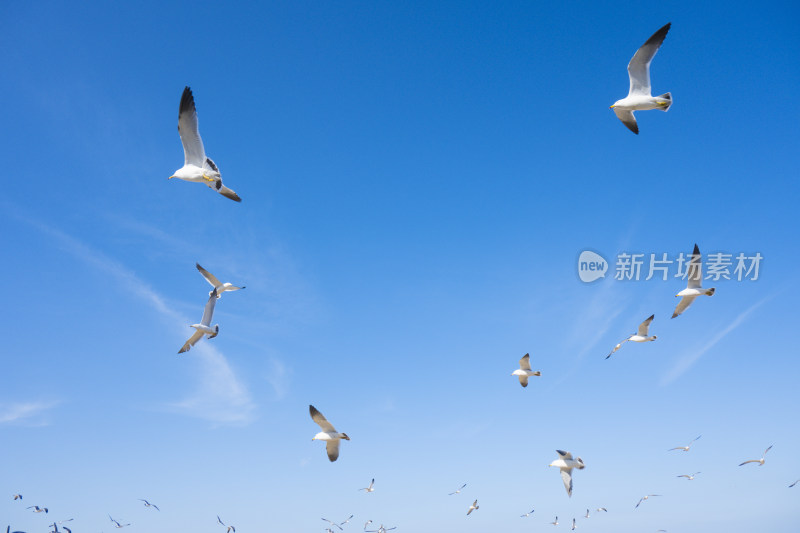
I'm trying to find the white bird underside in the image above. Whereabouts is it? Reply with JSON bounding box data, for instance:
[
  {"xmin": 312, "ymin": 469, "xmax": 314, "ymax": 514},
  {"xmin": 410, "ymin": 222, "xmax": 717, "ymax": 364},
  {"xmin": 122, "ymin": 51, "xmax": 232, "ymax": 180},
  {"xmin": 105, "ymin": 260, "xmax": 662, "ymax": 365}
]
[
  {"xmin": 196, "ymin": 263, "xmax": 245, "ymax": 298},
  {"xmin": 513, "ymin": 353, "xmax": 541, "ymax": 387},
  {"xmin": 673, "ymin": 244, "xmax": 715, "ymax": 318},
  {"xmin": 611, "ymin": 23, "xmax": 672, "ymax": 134},
  {"xmin": 606, "ymin": 314, "xmax": 656, "ymax": 359},
  {"xmin": 171, "ymin": 87, "xmax": 241, "ymax": 202},
  {"xmin": 550, "ymin": 450, "xmax": 584, "ymax": 497},
  {"xmin": 309, "ymin": 405, "xmax": 349, "ymax": 462},
  {"xmin": 178, "ymin": 289, "xmax": 218, "ymax": 353}
]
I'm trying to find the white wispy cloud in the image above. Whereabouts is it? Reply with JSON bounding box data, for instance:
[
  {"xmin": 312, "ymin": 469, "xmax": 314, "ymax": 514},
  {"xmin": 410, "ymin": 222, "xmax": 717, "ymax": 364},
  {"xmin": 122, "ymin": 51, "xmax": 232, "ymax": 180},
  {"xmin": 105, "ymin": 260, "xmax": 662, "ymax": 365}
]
[
  {"xmin": 0, "ymin": 401, "xmax": 59, "ymax": 425},
  {"xmin": 11, "ymin": 210, "xmax": 256, "ymax": 425},
  {"xmin": 660, "ymin": 295, "xmax": 772, "ymax": 386}
]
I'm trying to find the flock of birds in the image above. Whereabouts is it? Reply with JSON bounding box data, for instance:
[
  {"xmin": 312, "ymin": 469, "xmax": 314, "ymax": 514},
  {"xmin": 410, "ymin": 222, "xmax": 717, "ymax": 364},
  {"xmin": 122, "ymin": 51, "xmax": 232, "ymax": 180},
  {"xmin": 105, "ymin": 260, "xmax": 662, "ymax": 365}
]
[{"xmin": 4, "ymin": 19, "xmax": 794, "ymax": 533}]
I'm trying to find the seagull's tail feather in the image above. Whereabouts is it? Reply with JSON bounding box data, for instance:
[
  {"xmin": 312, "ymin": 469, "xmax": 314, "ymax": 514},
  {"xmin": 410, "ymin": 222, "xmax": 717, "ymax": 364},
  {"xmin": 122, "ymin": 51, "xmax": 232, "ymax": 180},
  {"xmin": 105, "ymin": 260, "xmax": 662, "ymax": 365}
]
[
  {"xmin": 705, "ymin": 287, "xmax": 716, "ymax": 296},
  {"xmin": 656, "ymin": 92, "xmax": 672, "ymax": 111}
]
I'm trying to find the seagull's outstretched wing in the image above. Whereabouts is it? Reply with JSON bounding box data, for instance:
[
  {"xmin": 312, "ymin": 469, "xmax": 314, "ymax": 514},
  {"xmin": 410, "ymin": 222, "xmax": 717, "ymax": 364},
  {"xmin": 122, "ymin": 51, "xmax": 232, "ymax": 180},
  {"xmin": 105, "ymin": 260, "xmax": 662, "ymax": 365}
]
[
  {"xmin": 613, "ymin": 108, "xmax": 639, "ymax": 134},
  {"xmin": 560, "ymin": 469, "xmax": 573, "ymax": 497},
  {"xmin": 519, "ymin": 353, "xmax": 531, "ymax": 370},
  {"xmin": 179, "ymin": 329, "xmax": 204, "ymax": 354},
  {"xmin": 764, "ymin": 445, "xmax": 774, "ymax": 456},
  {"xmin": 556, "ymin": 450, "xmax": 574, "ymax": 460},
  {"xmin": 606, "ymin": 338, "xmax": 629, "ymax": 359},
  {"xmin": 200, "ymin": 290, "xmax": 218, "ymax": 326},
  {"xmin": 739, "ymin": 459, "xmax": 761, "ymax": 466},
  {"xmin": 672, "ymin": 295, "xmax": 697, "ymax": 318},
  {"xmin": 627, "ymin": 23, "xmax": 671, "ymax": 97},
  {"xmin": 326, "ymin": 440, "xmax": 341, "ymax": 462},
  {"xmin": 218, "ymin": 183, "xmax": 242, "ymax": 203},
  {"xmin": 518, "ymin": 375, "xmax": 529, "ymax": 388},
  {"xmin": 687, "ymin": 244, "xmax": 703, "ymax": 289},
  {"xmin": 637, "ymin": 315, "xmax": 655, "ymax": 336},
  {"xmin": 309, "ymin": 405, "xmax": 337, "ymax": 433},
  {"xmin": 196, "ymin": 263, "xmax": 223, "ymax": 288},
  {"xmin": 178, "ymin": 87, "xmax": 206, "ymax": 167}
]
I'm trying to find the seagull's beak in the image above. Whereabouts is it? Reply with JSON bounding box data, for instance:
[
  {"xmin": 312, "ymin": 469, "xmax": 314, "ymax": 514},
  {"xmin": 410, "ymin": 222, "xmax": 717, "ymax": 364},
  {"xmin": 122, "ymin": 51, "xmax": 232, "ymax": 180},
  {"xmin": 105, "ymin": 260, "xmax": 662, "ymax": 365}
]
[
  {"xmin": 168, "ymin": 175, "xmax": 175, "ymax": 180},
  {"xmin": 609, "ymin": 105, "xmax": 615, "ymax": 109}
]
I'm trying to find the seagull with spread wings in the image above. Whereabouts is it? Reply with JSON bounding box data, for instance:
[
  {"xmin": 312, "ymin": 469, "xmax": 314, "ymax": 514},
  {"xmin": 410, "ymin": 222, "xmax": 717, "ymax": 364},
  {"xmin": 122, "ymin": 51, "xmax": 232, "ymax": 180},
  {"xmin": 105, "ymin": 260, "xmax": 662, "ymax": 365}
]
[
  {"xmin": 610, "ymin": 23, "xmax": 672, "ymax": 134},
  {"xmin": 635, "ymin": 494, "xmax": 661, "ymax": 509},
  {"xmin": 467, "ymin": 500, "xmax": 479, "ymax": 516},
  {"xmin": 169, "ymin": 87, "xmax": 241, "ymax": 202},
  {"xmin": 196, "ymin": 263, "xmax": 245, "ymax": 299},
  {"xmin": 448, "ymin": 483, "xmax": 467, "ymax": 495},
  {"xmin": 511, "ymin": 353, "xmax": 541, "ymax": 387},
  {"xmin": 310, "ymin": 405, "xmax": 350, "ymax": 462},
  {"xmin": 178, "ymin": 289, "xmax": 219, "ymax": 353},
  {"xmin": 677, "ymin": 472, "xmax": 701, "ymax": 480},
  {"xmin": 606, "ymin": 315, "xmax": 657, "ymax": 359},
  {"xmin": 360, "ymin": 479, "xmax": 376, "ymax": 493},
  {"xmin": 138, "ymin": 499, "xmax": 160, "ymax": 510},
  {"xmin": 739, "ymin": 445, "xmax": 773, "ymax": 466},
  {"xmin": 549, "ymin": 450, "xmax": 585, "ymax": 497},
  {"xmin": 672, "ymin": 245, "xmax": 715, "ymax": 318}
]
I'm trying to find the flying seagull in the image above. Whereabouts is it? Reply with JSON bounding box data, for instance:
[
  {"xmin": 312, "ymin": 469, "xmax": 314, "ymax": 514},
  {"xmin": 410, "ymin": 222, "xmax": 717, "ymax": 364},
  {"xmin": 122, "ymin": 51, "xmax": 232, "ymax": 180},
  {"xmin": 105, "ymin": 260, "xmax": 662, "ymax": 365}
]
[
  {"xmin": 138, "ymin": 499, "xmax": 160, "ymax": 510},
  {"xmin": 467, "ymin": 499, "xmax": 479, "ymax": 515},
  {"xmin": 549, "ymin": 450, "xmax": 585, "ymax": 497},
  {"xmin": 677, "ymin": 472, "xmax": 701, "ymax": 480},
  {"xmin": 217, "ymin": 516, "xmax": 235, "ymax": 533},
  {"xmin": 196, "ymin": 263, "xmax": 245, "ymax": 299},
  {"xmin": 739, "ymin": 445, "xmax": 773, "ymax": 466},
  {"xmin": 610, "ymin": 23, "xmax": 672, "ymax": 134},
  {"xmin": 339, "ymin": 515, "xmax": 354, "ymax": 527},
  {"xmin": 584, "ymin": 509, "xmax": 590, "ymax": 519},
  {"xmin": 606, "ymin": 315, "xmax": 657, "ymax": 359},
  {"xmin": 669, "ymin": 435, "xmax": 701, "ymax": 451},
  {"xmin": 360, "ymin": 479, "xmax": 376, "ymax": 492},
  {"xmin": 596, "ymin": 508, "xmax": 608, "ymax": 512},
  {"xmin": 310, "ymin": 405, "xmax": 350, "ymax": 462},
  {"xmin": 363, "ymin": 520, "xmax": 373, "ymax": 530},
  {"xmin": 512, "ymin": 353, "xmax": 541, "ymax": 387},
  {"xmin": 520, "ymin": 509, "xmax": 535, "ymax": 517},
  {"xmin": 571, "ymin": 518, "xmax": 577, "ymax": 530},
  {"xmin": 12, "ymin": 494, "xmax": 22, "ymax": 501},
  {"xmin": 178, "ymin": 289, "xmax": 219, "ymax": 353},
  {"xmin": 672, "ymin": 245, "xmax": 715, "ymax": 318},
  {"xmin": 109, "ymin": 515, "xmax": 130, "ymax": 528},
  {"xmin": 26, "ymin": 506, "xmax": 48, "ymax": 513},
  {"xmin": 169, "ymin": 87, "xmax": 241, "ymax": 202},
  {"xmin": 551, "ymin": 516, "xmax": 559, "ymax": 526},
  {"xmin": 448, "ymin": 483, "xmax": 467, "ymax": 495},
  {"xmin": 635, "ymin": 494, "xmax": 661, "ymax": 509},
  {"xmin": 321, "ymin": 518, "xmax": 342, "ymax": 531}
]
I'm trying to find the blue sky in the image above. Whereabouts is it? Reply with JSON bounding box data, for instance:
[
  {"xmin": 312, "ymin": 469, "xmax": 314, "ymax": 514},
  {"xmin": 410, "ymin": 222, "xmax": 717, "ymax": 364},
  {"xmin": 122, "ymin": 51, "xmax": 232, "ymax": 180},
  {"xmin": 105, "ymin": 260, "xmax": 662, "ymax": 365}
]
[{"xmin": 2, "ymin": 1, "xmax": 799, "ymax": 532}]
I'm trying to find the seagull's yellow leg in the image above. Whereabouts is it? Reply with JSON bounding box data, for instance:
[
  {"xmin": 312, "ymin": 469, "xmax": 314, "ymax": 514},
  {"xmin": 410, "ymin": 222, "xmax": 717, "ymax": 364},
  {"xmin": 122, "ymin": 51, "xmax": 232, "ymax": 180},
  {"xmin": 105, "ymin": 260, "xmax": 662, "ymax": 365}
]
[{"xmin": 202, "ymin": 174, "xmax": 215, "ymax": 182}]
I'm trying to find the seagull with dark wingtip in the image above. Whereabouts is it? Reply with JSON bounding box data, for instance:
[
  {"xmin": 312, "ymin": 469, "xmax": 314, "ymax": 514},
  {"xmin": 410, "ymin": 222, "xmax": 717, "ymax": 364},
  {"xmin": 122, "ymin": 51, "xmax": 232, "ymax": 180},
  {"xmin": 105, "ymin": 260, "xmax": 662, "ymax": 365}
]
[
  {"xmin": 169, "ymin": 87, "xmax": 242, "ymax": 202},
  {"xmin": 310, "ymin": 405, "xmax": 350, "ymax": 462},
  {"xmin": 610, "ymin": 23, "xmax": 673, "ymax": 134}
]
